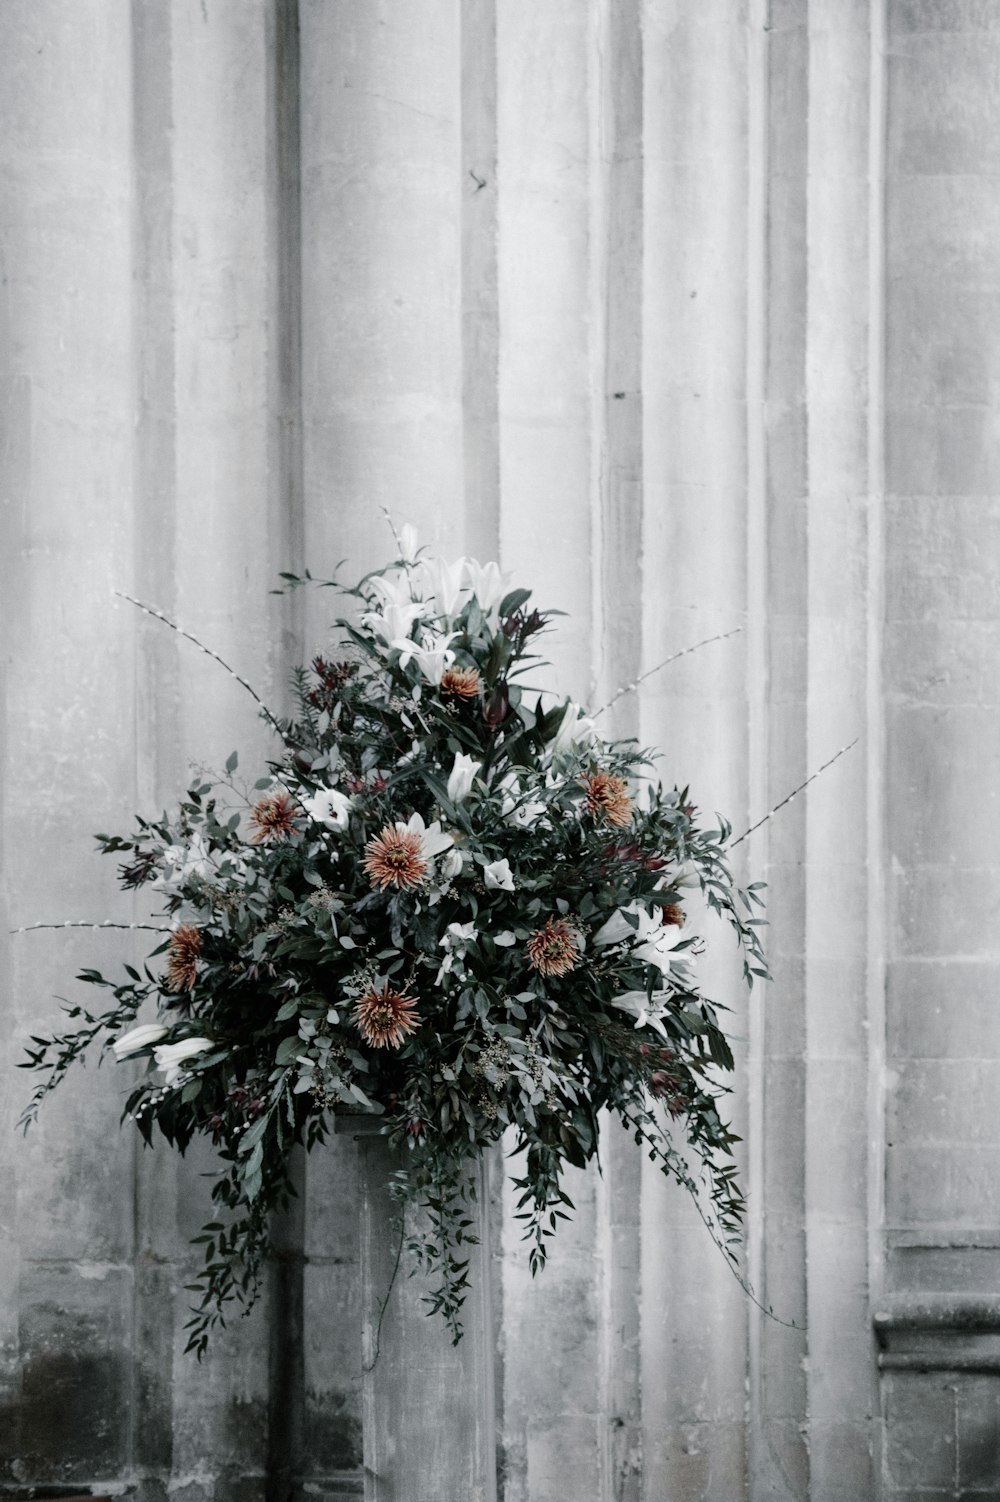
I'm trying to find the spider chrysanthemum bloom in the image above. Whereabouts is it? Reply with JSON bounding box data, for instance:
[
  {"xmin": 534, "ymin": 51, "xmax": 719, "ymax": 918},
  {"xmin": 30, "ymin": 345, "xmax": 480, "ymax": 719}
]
[
  {"xmin": 363, "ymin": 825, "xmax": 427, "ymax": 890},
  {"xmin": 166, "ymin": 924, "xmax": 202, "ymax": 992},
  {"xmin": 526, "ymin": 917, "xmax": 581, "ymax": 977},
  {"xmin": 439, "ymin": 666, "xmax": 481, "ymax": 700},
  {"xmin": 353, "ymin": 982, "xmax": 421, "ymax": 1049},
  {"xmin": 249, "ymin": 790, "xmax": 297, "ymax": 844},
  {"xmin": 582, "ymin": 771, "xmax": 633, "ymax": 828}
]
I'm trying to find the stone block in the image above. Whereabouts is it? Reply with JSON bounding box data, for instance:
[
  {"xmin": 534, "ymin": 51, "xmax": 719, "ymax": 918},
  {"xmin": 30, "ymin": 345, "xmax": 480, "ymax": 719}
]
[
  {"xmin": 889, "ymin": 34, "xmax": 1000, "ymax": 177},
  {"xmin": 957, "ymin": 1375, "xmax": 1000, "ymax": 1488},
  {"xmin": 887, "ymin": 403, "xmax": 1000, "ymax": 500},
  {"xmin": 805, "ymin": 956, "xmax": 869, "ymax": 1057},
  {"xmin": 304, "ymin": 1134, "xmax": 363, "ymax": 1262},
  {"xmin": 889, "ymin": 1058, "xmax": 1000, "ymax": 1146},
  {"xmin": 887, "ymin": 1143, "xmax": 1000, "ymax": 1224},
  {"xmin": 884, "ymin": 1372, "xmax": 957, "ymax": 1488},
  {"xmin": 301, "ymin": 1260, "xmax": 363, "ymax": 1478},
  {"xmin": 889, "ymin": 682, "xmax": 1000, "ymax": 807},
  {"xmin": 887, "ymin": 173, "xmax": 1000, "ymax": 300},
  {"xmin": 762, "ymin": 1059, "xmax": 806, "ymax": 1219},
  {"xmin": 886, "ymin": 1240, "xmax": 1000, "ymax": 1296},
  {"xmin": 15, "ymin": 1068, "xmax": 133, "ymax": 1263},
  {"xmin": 805, "ymin": 1063, "xmax": 868, "ymax": 1221},
  {"xmin": 888, "ymin": 959, "xmax": 1000, "ymax": 1060},
  {"xmin": 889, "ymin": 866, "xmax": 1000, "ymax": 959},
  {"xmin": 807, "ymin": 1419, "xmax": 876, "ymax": 1498},
  {"xmin": 169, "ymin": 1286, "xmax": 270, "ymax": 1488},
  {"xmin": 643, "ymin": 1418, "xmax": 745, "ymax": 1502},
  {"xmin": 10, "ymin": 1261, "xmax": 131, "ymax": 1483},
  {"xmin": 805, "ymin": 1276, "xmax": 874, "ymax": 1419},
  {"xmin": 886, "ymin": 619, "xmax": 1000, "ymax": 707},
  {"xmin": 888, "ymin": 280, "xmax": 1000, "ymax": 412},
  {"xmin": 886, "ymin": 496, "xmax": 1000, "ymax": 621},
  {"xmin": 752, "ymin": 1417, "xmax": 809, "ymax": 1499},
  {"xmin": 523, "ymin": 1415, "xmax": 600, "ymax": 1502},
  {"xmin": 892, "ymin": 0, "xmax": 1000, "ymax": 32}
]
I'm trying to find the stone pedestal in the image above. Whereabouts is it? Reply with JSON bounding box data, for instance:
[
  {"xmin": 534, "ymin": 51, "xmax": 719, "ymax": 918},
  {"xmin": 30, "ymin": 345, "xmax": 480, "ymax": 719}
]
[{"xmin": 337, "ymin": 1121, "xmax": 497, "ymax": 1502}]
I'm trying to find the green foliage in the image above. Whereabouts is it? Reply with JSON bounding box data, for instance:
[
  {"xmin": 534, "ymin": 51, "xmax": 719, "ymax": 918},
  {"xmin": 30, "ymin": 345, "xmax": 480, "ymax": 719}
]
[{"xmin": 21, "ymin": 547, "xmax": 767, "ymax": 1350}]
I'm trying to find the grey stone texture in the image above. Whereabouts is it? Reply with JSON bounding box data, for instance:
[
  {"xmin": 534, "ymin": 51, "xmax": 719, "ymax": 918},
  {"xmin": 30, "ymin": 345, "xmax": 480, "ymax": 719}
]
[{"xmin": 3, "ymin": 0, "xmax": 1000, "ymax": 1498}]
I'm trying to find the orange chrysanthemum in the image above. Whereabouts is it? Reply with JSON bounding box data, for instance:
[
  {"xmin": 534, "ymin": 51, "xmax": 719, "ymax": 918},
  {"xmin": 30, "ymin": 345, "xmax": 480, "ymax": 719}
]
[
  {"xmin": 249, "ymin": 791, "xmax": 297, "ymax": 843},
  {"xmin": 166, "ymin": 924, "xmax": 202, "ymax": 992},
  {"xmin": 661, "ymin": 903, "xmax": 684, "ymax": 928},
  {"xmin": 582, "ymin": 770, "xmax": 633, "ymax": 828},
  {"xmin": 526, "ymin": 917, "xmax": 581, "ymax": 978},
  {"xmin": 363, "ymin": 825, "xmax": 427, "ymax": 890},
  {"xmin": 353, "ymin": 982, "xmax": 421, "ymax": 1049},
  {"xmin": 439, "ymin": 666, "xmax": 481, "ymax": 699}
]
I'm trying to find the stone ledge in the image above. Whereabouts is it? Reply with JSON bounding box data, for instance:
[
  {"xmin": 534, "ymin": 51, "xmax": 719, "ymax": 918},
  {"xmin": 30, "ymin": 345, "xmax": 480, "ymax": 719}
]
[{"xmin": 875, "ymin": 1294, "xmax": 1000, "ymax": 1371}]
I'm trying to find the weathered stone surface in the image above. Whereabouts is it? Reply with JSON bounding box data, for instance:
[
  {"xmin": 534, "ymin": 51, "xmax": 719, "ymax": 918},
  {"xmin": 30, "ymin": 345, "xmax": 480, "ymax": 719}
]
[{"xmin": 7, "ymin": 0, "xmax": 1000, "ymax": 1496}]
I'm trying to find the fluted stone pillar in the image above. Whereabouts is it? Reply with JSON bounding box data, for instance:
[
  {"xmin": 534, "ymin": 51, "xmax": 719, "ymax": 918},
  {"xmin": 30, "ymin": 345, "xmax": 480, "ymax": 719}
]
[
  {"xmin": 0, "ymin": 1, "xmax": 138, "ymax": 1484},
  {"xmin": 297, "ymin": 6, "xmax": 484, "ymax": 1496},
  {"xmin": 877, "ymin": 2, "xmax": 1000, "ymax": 1495}
]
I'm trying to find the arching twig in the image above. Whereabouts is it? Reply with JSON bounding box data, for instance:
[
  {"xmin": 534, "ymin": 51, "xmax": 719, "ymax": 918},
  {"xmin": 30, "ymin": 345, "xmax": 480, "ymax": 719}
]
[
  {"xmin": 595, "ymin": 626, "xmax": 745, "ymax": 717},
  {"xmin": 10, "ymin": 920, "xmax": 170, "ymax": 936},
  {"xmin": 116, "ymin": 593, "xmax": 284, "ymax": 737},
  {"xmin": 732, "ymin": 737, "xmax": 860, "ymax": 847}
]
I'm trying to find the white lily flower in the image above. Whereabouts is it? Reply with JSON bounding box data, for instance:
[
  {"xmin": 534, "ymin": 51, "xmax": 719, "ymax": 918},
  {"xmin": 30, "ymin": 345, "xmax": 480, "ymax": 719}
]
[
  {"xmin": 154, "ymin": 1036, "xmax": 213, "ymax": 1087},
  {"xmin": 369, "ymin": 571, "xmax": 415, "ymax": 611},
  {"xmin": 151, "ymin": 831, "xmax": 214, "ymax": 891},
  {"xmin": 483, "ymin": 858, "xmax": 515, "ymax": 892},
  {"xmin": 496, "ymin": 771, "xmax": 547, "ymax": 828},
  {"xmin": 550, "ymin": 701, "xmax": 600, "ymax": 754},
  {"xmin": 593, "ymin": 904, "xmax": 689, "ymax": 978},
  {"xmin": 441, "ymin": 920, "xmax": 478, "ymax": 949},
  {"xmin": 666, "ymin": 860, "xmax": 701, "ymax": 890},
  {"xmin": 506, "ymin": 794, "xmax": 547, "ymax": 828},
  {"xmin": 435, "ymin": 920, "xmax": 479, "ymax": 983},
  {"xmin": 398, "ymin": 811, "xmax": 455, "ymax": 862},
  {"xmin": 112, "ymin": 1023, "xmax": 169, "ymax": 1061},
  {"xmin": 392, "ymin": 630, "xmax": 455, "ymax": 685},
  {"xmin": 612, "ymin": 991, "xmax": 671, "ymax": 1041},
  {"xmin": 301, "ymin": 787, "xmax": 352, "ymax": 831},
  {"xmin": 419, "ymin": 555, "xmax": 468, "ymax": 621},
  {"xmin": 447, "ymin": 752, "xmax": 479, "ymax": 803},
  {"xmin": 363, "ymin": 597, "xmax": 426, "ymax": 645},
  {"xmin": 494, "ymin": 930, "xmax": 517, "ymax": 947},
  {"xmin": 398, "ymin": 523, "xmax": 420, "ymax": 563},
  {"xmin": 463, "ymin": 557, "xmax": 506, "ymax": 616},
  {"xmin": 592, "ymin": 904, "xmax": 643, "ymax": 947},
  {"xmin": 440, "ymin": 848, "xmax": 464, "ymax": 881}
]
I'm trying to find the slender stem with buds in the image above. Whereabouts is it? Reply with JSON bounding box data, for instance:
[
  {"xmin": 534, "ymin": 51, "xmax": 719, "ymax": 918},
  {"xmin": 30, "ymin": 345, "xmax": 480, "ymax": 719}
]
[
  {"xmin": 10, "ymin": 921, "xmax": 170, "ymax": 936},
  {"xmin": 732, "ymin": 737, "xmax": 860, "ymax": 847},
  {"xmin": 594, "ymin": 626, "xmax": 745, "ymax": 717},
  {"xmin": 116, "ymin": 592, "xmax": 284, "ymax": 737}
]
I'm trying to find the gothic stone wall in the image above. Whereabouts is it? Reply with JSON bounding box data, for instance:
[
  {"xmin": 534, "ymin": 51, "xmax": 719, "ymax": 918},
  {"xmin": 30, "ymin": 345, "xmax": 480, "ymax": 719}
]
[{"xmin": 3, "ymin": 3, "xmax": 1000, "ymax": 1499}]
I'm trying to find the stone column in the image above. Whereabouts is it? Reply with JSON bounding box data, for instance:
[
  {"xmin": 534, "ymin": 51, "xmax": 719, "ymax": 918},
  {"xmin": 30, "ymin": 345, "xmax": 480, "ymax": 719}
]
[
  {"xmin": 878, "ymin": 2, "xmax": 1000, "ymax": 1495},
  {"xmin": 348, "ymin": 1124, "xmax": 496, "ymax": 1502},
  {"xmin": 0, "ymin": 0, "xmax": 137, "ymax": 1486},
  {"xmin": 494, "ymin": 5, "xmax": 606, "ymax": 1496},
  {"xmin": 129, "ymin": 5, "xmax": 299, "ymax": 1496},
  {"xmin": 801, "ymin": 4, "xmax": 882, "ymax": 1495},
  {"xmin": 639, "ymin": 3, "xmax": 755, "ymax": 1495},
  {"xmin": 297, "ymin": 6, "xmax": 471, "ymax": 1495}
]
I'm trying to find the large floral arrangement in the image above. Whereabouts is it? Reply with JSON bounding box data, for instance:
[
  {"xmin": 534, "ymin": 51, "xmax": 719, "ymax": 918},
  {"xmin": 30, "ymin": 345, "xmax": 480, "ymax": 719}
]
[{"xmin": 21, "ymin": 535, "xmax": 767, "ymax": 1353}]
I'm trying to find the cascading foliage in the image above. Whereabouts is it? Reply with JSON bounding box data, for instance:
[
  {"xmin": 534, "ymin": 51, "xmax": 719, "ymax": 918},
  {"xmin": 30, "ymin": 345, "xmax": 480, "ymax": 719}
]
[{"xmin": 20, "ymin": 535, "xmax": 767, "ymax": 1355}]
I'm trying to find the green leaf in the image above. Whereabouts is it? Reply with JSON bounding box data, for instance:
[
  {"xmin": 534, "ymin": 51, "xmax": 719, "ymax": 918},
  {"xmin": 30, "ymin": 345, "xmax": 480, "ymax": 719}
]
[{"xmin": 499, "ymin": 587, "xmax": 532, "ymax": 617}]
